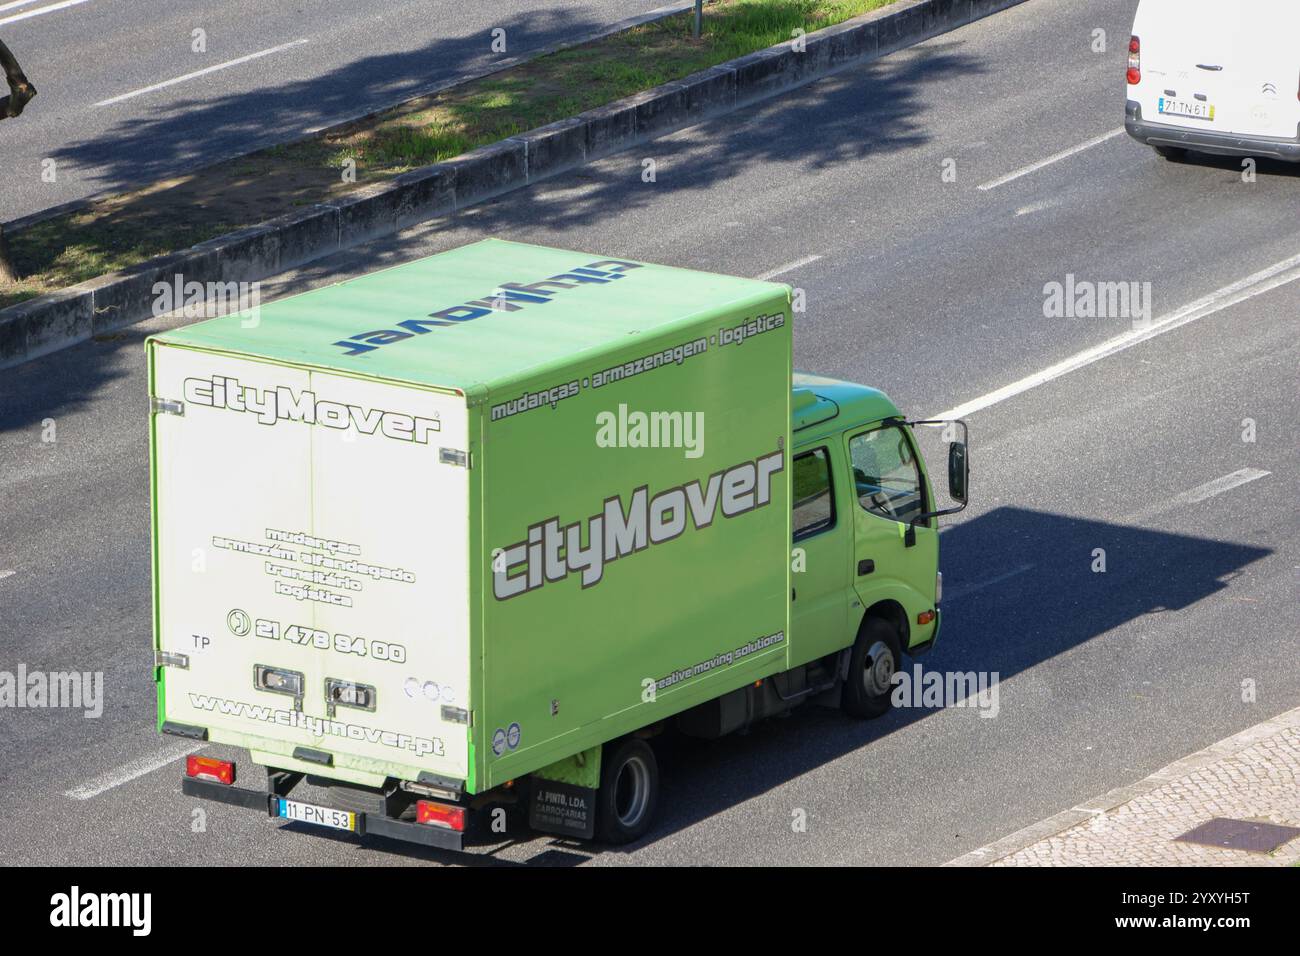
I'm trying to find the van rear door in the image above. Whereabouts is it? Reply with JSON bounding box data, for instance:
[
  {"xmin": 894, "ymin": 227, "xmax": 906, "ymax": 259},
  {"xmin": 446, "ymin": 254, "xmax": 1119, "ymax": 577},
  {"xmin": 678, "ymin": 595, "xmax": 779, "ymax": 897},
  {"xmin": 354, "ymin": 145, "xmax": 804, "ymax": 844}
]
[
  {"xmin": 1134, "ymin": 0, "xmax": 1300, "ymax": 139},
  {"xmin": 149, "ymin": 343, "xmax": 472, "ymax": 785}
]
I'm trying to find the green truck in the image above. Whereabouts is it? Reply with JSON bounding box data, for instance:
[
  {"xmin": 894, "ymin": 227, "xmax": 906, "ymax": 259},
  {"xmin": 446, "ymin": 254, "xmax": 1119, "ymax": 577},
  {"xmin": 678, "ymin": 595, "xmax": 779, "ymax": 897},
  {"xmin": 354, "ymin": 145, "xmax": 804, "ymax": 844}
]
[{"xmin": 148, "ymin": 239, "xmax": 968, "ymax": 849}]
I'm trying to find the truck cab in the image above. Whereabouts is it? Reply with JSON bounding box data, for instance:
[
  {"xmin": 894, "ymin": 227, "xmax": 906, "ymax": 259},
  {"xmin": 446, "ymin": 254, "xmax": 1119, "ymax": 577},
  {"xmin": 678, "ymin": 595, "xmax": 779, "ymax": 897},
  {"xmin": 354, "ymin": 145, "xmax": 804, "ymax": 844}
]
[{"xmin": 788, "ymin": 372, "xmax": 966, "ymax": 716}]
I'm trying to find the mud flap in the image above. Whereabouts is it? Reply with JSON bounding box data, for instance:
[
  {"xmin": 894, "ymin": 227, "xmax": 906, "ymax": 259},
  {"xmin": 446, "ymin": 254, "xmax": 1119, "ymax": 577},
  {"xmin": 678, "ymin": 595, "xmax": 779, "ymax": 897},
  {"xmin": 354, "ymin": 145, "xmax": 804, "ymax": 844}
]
[{"xmin": 528, "ymin": 779, "xmax": 597, "ymax": 840}]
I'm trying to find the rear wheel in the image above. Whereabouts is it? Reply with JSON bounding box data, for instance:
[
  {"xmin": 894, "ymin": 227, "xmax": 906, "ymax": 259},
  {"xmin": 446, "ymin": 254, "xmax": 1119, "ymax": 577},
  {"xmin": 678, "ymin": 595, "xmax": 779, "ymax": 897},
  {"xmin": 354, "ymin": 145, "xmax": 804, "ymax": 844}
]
[
  {"xmin": 841, "ymin": 617, "xmax": 902, "ymax": 719},
  {"xmin": 596, "ymin": 737, "xmax": 659, "ymax": 844},
  {"xmin": 1153, "ymin": 145, "xmax": 1187, "ymax": 160}
]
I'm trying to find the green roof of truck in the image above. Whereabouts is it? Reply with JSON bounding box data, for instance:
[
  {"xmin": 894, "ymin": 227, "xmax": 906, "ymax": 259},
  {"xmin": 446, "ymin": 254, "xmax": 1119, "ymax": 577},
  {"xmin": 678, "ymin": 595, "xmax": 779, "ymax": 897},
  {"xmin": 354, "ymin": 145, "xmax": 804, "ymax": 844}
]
[
  {"xmin": 791, "ymin": 371, "xmax": 902, "ymax": 438},
  {"xmin": 151, "ymin": 239, "xmax": 790, "ymax": 396}
]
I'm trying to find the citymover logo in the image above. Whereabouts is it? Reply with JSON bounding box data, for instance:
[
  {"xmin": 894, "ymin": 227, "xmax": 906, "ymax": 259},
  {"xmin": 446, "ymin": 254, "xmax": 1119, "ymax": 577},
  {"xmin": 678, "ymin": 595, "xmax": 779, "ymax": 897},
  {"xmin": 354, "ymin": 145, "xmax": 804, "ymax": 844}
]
[
  {"xmin": 331, "ymin": 259, "xmax": 644, "ymax": 357},
  {"xmin": 493, "ymin": 447, "xmax": 785, "ymax": 599},
  {"xmin": 183, "ymin": 376, "xmax": 441, "ymax": 444}
]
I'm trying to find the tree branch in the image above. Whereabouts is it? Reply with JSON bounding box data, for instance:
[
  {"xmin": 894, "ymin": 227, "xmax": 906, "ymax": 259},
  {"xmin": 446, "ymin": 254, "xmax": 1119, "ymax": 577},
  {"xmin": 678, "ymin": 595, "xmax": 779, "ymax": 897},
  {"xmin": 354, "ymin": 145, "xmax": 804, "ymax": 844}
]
[{"xmin": 0, "ymin": 38, "xmax": 37, "ymax": 119}]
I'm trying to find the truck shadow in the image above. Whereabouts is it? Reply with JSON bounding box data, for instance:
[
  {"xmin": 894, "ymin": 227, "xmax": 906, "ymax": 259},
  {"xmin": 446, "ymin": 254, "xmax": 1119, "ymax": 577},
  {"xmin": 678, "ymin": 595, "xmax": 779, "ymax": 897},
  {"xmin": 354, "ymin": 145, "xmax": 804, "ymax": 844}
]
[{"xmin": 522, "ymin": 505, "xmax": 1270, "ymax": 863}]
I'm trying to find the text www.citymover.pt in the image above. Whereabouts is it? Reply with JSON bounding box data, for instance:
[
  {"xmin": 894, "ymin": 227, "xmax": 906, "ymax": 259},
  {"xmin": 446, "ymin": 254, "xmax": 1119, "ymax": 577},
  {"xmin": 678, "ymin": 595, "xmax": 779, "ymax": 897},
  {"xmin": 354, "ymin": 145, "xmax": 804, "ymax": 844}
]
[{"xmin": 188, "ymin": 693, "xmax": 444, "ymax": 756}]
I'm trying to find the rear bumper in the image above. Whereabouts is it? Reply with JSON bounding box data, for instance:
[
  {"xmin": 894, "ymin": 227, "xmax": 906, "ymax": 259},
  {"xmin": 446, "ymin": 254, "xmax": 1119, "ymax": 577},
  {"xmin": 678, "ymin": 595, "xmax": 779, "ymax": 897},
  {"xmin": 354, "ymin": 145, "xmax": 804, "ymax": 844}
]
[
  {"xmin": 1126, "ymin": 100, "xmax": 1300, "ymax": 162},
  {"xmin": 181, "ymin": 773, "xmax": 465, "ymax": 851}
]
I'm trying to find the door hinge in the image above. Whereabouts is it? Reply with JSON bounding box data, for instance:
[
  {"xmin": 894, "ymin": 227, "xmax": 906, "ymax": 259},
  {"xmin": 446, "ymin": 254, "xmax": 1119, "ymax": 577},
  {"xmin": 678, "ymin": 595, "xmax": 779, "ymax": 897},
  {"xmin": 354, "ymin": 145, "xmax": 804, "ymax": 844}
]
[
  {"xmin": 155, "ymin": 650, "xmax": 190, "ymax": 670},
  {"xmin": 439, "ymin": 447, "xmax": 470, "ymax": 468},
  {"xmin": 150, "ymin": 396, "xmax": 185, "ymax": 416}
]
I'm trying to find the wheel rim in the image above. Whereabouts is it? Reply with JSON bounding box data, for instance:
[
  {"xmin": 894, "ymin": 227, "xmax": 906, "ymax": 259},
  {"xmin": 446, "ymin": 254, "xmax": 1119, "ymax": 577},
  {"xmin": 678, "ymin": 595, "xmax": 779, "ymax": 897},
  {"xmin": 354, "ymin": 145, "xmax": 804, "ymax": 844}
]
[
  {"xmin": 862, "ymin": 640, "xmax": 895, "ymax": 698},
  {"xmin": 614, "ymin": 755, "xmax": 651, "ymax": 828}
]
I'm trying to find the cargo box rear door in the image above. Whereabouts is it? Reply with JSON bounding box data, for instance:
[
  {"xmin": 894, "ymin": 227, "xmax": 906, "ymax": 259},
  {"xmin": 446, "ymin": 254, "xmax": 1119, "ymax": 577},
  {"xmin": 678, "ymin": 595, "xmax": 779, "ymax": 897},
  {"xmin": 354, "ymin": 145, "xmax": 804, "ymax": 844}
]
[{"xmin": 150, "ymin": 343, "xmax": 472, "ymax": 783}]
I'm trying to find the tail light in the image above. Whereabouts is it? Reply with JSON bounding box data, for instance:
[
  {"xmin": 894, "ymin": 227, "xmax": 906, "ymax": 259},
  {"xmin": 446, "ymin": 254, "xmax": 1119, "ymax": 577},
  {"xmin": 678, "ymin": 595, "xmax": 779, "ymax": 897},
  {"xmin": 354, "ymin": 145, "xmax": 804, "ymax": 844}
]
[
  {"xmin": 416, "ymin": 800, "xmax": 466, "ymax": 832},
  {"xmin": 1127, "ymin": 36, "xmax": 1141, "ymax": 85},
  {"xmin": 186, "ymin": 755, "xmax": 235, "ymax": 785}
]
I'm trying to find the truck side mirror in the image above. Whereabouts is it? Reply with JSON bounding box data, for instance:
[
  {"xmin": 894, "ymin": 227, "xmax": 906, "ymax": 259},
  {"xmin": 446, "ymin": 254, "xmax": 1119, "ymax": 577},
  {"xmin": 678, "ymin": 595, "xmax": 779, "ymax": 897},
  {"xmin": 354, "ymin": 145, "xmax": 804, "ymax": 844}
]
[
  {"xmin": 948, "ymin": 441, "xmax": 969, "ymax": 505},
  {"xmin": 904, "ymin": 417, "xmax": 969, "ymax": 525}
]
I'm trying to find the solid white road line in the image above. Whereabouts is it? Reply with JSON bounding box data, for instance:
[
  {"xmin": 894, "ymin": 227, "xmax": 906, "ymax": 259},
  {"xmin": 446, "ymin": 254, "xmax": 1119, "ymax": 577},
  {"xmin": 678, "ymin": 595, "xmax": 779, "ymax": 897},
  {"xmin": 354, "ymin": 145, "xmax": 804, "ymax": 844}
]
[
  {"xmin": 1173, "ymin": 468, "xmax": 1271, "ymax": 506},
  {"xmin": 942, "ymin": 564, "xmax": 1034, "ymax": 603},
  {"xmin": 755, "ymin": 254, "xmax": 822, "ymax": 281},
  {"xmin": 64, "ymin": 739, "xmax": 203, "ymax": 800},
  {"xmin": 94, "ymin": 38, "xmax": 310, "ymax": 108},
  {"xmin": 977, "ymin": 128, "xmax": 1126, "ymax": 192},
  {"xmin": 932, "ymin": 250, "xmax": 1300, "ymax": 421},
  {"xmin": 0, "ymin": 0, "xmax": 92, "ymax": 27}
]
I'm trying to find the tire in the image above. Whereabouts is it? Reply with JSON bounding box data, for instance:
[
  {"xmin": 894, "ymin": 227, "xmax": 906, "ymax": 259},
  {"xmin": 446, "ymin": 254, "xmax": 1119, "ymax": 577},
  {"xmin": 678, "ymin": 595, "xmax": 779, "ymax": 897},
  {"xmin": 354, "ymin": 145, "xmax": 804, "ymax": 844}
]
[
  {"xmin": 595, "ymin": 737, "xmax": 659, "ymax": 844},
  {"xmin": 841, "ymin": 616, "xmax": 902, "ymax": 720},
  {"xmin": 1153, "ymin": 145, "xmax": 1187, "ymax": 160}
]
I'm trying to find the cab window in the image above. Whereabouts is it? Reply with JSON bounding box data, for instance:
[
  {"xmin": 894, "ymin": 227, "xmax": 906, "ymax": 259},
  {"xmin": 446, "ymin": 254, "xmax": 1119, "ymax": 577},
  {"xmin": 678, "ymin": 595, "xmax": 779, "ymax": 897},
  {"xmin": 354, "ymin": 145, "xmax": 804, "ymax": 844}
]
[
  {"xmin": 848, "ymin": 426, "xmax": 925, "ymax": 523},
  {"xmin": 792, "ymin": 447, "xmax": 835, "ymax": 540}
]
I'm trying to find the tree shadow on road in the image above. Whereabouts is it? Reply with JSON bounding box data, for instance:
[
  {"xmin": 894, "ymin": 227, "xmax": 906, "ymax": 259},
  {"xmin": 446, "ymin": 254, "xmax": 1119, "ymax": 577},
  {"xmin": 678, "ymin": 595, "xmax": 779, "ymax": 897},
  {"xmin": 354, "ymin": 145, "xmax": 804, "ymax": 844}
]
[
  {"xmin": 2, "ymin": 39, "xmax": 980, "ymax": 433},
  {"xmin": 42, "ymin": 6, "xmax": 647, "ymax": 197}
]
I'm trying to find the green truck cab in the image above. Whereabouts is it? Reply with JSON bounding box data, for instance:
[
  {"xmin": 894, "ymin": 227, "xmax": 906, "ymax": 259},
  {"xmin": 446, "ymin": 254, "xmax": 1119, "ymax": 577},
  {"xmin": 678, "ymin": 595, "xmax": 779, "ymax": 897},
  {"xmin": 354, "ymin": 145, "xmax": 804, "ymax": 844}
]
[
  {"xmin": 790, "ymin": 375, "xmax": 966, "ymax": 697},
  {"xmin": 147, "ymin": 240, "xmax": 968, "ymax": 851}
]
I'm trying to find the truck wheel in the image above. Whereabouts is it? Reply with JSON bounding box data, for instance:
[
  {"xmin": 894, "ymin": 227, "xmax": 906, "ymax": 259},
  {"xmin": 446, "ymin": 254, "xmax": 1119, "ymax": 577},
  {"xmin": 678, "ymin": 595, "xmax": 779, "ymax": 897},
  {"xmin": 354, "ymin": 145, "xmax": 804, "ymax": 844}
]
[
  {"xmin": 596, "ymin": 737, "xmax": 659, "ymax": 845},
  {"xmin": 841, "ymin": 617, "xmax": 901, "ymax": 720}
]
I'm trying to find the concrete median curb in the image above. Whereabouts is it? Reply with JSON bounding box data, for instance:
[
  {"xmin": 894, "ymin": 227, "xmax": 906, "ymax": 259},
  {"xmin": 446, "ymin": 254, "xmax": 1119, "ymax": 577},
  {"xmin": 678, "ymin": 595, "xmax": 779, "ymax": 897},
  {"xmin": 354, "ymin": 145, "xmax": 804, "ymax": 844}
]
[{"xmin": 0, "ymin": 0, "xmax": 1029, "ymax": 370}]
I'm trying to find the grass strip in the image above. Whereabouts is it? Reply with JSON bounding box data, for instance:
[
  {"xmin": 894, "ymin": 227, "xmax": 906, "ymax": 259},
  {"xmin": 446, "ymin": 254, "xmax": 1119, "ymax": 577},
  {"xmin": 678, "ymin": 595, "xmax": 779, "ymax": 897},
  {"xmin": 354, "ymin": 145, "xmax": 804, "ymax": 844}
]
[{"xmin": 2, "ymin": 0, "xmax": 892, "ymax": 308}]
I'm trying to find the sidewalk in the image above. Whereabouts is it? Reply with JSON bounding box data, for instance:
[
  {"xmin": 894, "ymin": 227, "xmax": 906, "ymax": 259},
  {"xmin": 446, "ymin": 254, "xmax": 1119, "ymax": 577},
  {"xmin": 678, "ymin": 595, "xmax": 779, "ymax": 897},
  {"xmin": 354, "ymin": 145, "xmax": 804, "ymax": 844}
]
[{"xmin": 948, "ymin": 706, "xmax": 1300, "ymax": 867}]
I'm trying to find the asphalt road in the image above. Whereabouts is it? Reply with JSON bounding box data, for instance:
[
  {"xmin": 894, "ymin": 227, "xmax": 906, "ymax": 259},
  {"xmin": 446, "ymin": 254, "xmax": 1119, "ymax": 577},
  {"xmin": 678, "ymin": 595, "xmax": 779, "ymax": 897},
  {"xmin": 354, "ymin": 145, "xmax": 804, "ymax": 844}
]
[
  {"xmin": 1, "ymin": 0, "xmax": 1297, "ymax": 866},
  {"xmin": 0, "ymin": 0, "xmax": 671, "ymax": 221}
]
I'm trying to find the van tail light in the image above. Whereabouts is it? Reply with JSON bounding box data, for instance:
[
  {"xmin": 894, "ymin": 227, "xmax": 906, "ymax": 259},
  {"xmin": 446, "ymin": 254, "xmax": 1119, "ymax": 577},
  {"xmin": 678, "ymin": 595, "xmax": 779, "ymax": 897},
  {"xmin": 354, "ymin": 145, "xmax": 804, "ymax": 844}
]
[
  {"xmin": 1127, "ymin": 36, "xmax": 1141, "ymax": 85},
  {"xmin": 416, "ymin": 800, "xmax": 466, "ymax": 832},
  {"xmin": 186, "ymin": 755, "xmax": 235, "ymax": 785}
]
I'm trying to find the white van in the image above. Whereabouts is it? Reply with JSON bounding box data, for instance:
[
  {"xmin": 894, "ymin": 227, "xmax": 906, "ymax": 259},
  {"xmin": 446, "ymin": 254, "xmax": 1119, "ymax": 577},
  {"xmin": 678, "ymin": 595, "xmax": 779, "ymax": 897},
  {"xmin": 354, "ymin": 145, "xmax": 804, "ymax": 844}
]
[{"xmin": 1125, "ymin": 0, "xmax": 1300, "ymax": 161}]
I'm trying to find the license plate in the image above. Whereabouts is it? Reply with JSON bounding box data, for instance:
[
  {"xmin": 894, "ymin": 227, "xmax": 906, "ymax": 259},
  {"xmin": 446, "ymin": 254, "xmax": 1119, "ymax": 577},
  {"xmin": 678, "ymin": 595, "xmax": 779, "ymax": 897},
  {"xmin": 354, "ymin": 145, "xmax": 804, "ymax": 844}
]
[
  {"xmin": 277, "ymin": 799, "xmax": 357, "ymax": 832},
  {"xmin": 1158, "ymin": 97, "xmax": 1215, "ymax": 121}
]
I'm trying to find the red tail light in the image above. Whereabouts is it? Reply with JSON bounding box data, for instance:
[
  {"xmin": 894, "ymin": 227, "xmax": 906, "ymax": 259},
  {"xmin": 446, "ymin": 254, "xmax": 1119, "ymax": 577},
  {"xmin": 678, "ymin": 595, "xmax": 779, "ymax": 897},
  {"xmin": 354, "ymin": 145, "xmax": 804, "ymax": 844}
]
[
  {"xmin": 1127, "ymin": 36, "xmax": 1141, "ymax": 85},
  {"xmin": 186, "ymin": 755, "xmax": 235, "ymax": 785},
  {"xmin": 416, "ymin": 800, "xmax": 466, "ymax": 831}
]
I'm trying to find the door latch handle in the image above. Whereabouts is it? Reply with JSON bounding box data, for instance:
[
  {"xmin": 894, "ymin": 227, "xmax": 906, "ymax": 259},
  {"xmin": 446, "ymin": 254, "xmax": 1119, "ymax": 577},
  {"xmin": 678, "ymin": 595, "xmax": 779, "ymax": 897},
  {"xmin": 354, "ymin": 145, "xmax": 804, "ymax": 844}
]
[{"xmin": 858, "ymin": 559, "xmax": 875, "ymax": 576}]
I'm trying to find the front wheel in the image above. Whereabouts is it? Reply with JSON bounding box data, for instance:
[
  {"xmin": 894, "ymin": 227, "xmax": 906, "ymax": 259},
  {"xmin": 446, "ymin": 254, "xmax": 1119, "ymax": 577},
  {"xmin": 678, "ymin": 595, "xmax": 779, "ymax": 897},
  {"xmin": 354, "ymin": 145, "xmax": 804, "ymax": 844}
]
[
  {"xmin": 841, "ymin": 617, "xmax": 902, "ymax": 719},
  {"xmin": 596, "ymin": 737, "xmax": 659, "ymax": 844}
]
